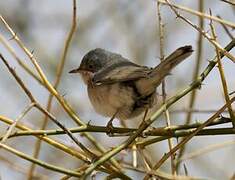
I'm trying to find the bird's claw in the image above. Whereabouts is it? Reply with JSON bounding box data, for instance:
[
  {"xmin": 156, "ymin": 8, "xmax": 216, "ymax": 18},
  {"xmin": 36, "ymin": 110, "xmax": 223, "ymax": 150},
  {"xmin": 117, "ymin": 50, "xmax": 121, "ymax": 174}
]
[{"xmin": 106, "ymin": 120, "xmax": 115, "ymax": 136}]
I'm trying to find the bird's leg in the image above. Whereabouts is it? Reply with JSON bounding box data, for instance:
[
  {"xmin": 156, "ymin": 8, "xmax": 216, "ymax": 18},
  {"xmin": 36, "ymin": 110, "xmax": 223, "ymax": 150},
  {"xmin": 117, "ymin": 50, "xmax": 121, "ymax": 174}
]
[
  {"xmin": 143, "ymin": 108, "xmax": 149, "ymax": 122},
  {"xmin": 106, "ymin": 110, "xmax": 119, "ymax": 136},
  {"xmin": 140, "ymin": 108, "xmax": 149, "ymax": 138}
]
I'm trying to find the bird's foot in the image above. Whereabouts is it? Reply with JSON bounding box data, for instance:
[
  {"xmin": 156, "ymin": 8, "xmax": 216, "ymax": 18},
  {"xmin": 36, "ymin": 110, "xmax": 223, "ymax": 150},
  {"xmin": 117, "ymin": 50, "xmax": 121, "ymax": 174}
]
[
  {"xmin": 106, "ymin": 110, "xmax": 119, "ymax": 136},
  {"xmin": 106, "ymin": 119, "xmax": 115, "ymax": 136}
]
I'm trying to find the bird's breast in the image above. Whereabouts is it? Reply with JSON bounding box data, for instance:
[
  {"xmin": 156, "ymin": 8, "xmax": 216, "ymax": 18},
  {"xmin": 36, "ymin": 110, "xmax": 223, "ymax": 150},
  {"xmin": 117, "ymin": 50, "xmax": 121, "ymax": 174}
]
[{"xmin": 87, "ymin": 83, "xmax": 135, "ymax": 119}]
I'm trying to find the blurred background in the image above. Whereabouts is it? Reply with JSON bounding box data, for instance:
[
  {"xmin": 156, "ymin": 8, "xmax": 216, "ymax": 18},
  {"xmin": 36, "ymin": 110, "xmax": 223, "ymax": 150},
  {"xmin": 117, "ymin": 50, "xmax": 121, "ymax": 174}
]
[{"xmin": 0, "ymin": 0, "xmax": 235, "ymax": 179}]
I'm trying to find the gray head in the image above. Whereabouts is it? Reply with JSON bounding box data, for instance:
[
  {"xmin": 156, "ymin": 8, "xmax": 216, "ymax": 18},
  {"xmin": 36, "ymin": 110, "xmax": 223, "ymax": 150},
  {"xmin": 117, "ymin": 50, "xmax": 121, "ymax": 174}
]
[
  {"xmin": 69, "ymin": 48, "xmax": 125, "ymax": 84},
  {"xmin": 69, "ymin": 48, "xmax": 119, "ymax": 74}
]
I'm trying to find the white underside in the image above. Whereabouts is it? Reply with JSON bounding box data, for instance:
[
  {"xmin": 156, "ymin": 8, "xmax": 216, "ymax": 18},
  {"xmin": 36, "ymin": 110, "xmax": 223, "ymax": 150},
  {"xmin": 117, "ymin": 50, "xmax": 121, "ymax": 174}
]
[{"xmin": 88, "ymin": 83, "xmax": 135, "ymax": 120}]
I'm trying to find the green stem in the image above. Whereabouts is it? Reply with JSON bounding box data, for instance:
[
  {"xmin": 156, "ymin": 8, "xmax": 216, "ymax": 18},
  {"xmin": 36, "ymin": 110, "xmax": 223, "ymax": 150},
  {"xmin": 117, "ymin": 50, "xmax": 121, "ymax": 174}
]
[
  {"xmin": 2, "ymin": 116, "xmax": 230, "ymax": 139},
  {"xmin": 138, "ymin": 127, "xmax": 235, "ymax": 148}
]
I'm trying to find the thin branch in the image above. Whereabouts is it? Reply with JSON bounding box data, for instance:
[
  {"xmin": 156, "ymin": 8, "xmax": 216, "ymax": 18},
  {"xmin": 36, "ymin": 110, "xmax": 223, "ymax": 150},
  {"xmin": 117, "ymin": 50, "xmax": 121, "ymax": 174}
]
[
  {"xmin": 217, "ymin": 15, "xmax": 234, "ymax": 40},
  {"xmin": 179, "ymin": 140, "xmax": 235, "ymax": 162},
  {"xmin": 147, "ymin": 116, "xmax": 231, "ymax": 131},
  {"xmin": 0, "ymin": 143, "xmax": 82, "ymax": 177},
  {"xmin": 138, "ymin": 118, "xmax": 233, "ymax": 148},
  {"xmin": 0, "ymin": 53, "xmax": 36, "ymax": 102},
  {"xmin": 60, "ymin": 165, "xmax": 89, "ymax": 180},
  {"xmin": 158, "ymin": 0, "xmax": 235, "ymax": 29},
  {"xmin": 148, "ymin": 127, "xmax": 235, "ymax": 140},
  {"xmin": 171, "ymin": 108, "xmax": 228, "ymax": 114},
  {"xmin": 138, "ymin": 149, "xmax": 152, "ymax": 171},
  {"xmin": 35, "ymin": 104, "xmax": 96, "ymax": 159},
  {"xmin": 60, "ymin": 163, "xmax": 131, "ymax": 180},
  {"xmin": 220, "ymin": 0, "xmax": 235, "ymax": 6},
  {"xmin": 0, "ymin": 34, "xmax": 43, "ymax": 85},
  {"xmin": 1, "ymin": 125, "xmax": 135, "ymax": 138},
  {"xmin": 5, "ymin": 126, "xmax": 235, "ymax": 141},
  {"xmin": 1, "ymin": 103, "xmax": 35, "ymax": 143},
  {"xmin": 0, "ymin": 116, "xmax": 231, "ymax": 140},
  {"xmin": 0, "ymin": 115, "xmax": 89, "ymax": 162},
  {"xmin": 122, "ymin": 163, "xmax": 202, "ymax": 180},
  {"xmin": 0, "ymin": 155, "xmax": 47, "ymax": 179}
]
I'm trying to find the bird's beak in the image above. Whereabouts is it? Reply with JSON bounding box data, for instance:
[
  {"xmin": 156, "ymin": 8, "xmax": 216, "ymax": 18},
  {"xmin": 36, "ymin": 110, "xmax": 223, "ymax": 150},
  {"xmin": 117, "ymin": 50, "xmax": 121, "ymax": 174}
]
[{"xmin": 69, "ymin": 67, "xmax": 83, "ymax": 74}]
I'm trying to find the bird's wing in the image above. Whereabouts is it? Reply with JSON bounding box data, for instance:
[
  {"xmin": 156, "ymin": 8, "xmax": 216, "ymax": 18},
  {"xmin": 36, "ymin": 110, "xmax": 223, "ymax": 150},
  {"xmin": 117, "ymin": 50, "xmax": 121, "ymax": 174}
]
[{"xmin": 92, "ymin": 61, "xmax": 151, "ymax": 85}]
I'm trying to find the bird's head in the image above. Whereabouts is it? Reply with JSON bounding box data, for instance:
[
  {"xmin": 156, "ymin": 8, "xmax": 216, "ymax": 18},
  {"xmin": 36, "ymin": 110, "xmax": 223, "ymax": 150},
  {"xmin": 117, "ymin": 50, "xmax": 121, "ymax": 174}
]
[{"xmin": 69, "ymin": 48, "xmax": 109, "ymax": 84}]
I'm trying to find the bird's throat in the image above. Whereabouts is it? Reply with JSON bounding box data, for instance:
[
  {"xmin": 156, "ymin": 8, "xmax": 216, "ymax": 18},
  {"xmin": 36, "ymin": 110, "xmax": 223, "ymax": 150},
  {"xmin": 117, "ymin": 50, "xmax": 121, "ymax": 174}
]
[{"xmin": 80, "ymin": 71, "xmax": 94, "ymax": 85}]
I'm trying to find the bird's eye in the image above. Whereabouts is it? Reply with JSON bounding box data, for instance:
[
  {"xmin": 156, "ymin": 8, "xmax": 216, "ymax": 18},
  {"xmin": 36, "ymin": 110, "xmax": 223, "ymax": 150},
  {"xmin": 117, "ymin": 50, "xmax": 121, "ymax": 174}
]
[{"xmin": 88, "ymin": 64, "xmax": 93, "ymax": 69}]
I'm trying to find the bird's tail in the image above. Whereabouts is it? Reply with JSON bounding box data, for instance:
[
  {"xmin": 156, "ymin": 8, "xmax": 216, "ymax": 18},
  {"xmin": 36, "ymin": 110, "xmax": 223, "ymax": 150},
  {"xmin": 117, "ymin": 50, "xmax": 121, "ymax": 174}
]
[{"xmin": 136, "ymin": 45, "xmax": 193, "ymax": 95}]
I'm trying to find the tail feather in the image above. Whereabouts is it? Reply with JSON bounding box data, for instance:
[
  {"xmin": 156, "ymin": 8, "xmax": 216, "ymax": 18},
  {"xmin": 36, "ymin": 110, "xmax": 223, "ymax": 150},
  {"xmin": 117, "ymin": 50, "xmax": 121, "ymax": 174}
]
[{"xmin": 136, "ymin": 45, "xmax": 193, "ymax": 95}]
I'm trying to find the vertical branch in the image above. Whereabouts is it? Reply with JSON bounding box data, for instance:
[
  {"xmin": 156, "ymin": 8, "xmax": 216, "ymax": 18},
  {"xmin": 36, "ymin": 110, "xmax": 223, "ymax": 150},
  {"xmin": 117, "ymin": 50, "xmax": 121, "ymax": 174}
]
[
  {"xmin": 157, "ymin": 1, "xmax": 176, "ymax": 175},
  {"xmin": 176, "ymin": 0, "xmax": 204, "ymax": 171},
  {"xmin": 28, "ymin": 0, "xmax": 77, "ymax": 178},
  {"xmin": 209, "ymin": 11, "xmax": 235, "ymax": 127}
]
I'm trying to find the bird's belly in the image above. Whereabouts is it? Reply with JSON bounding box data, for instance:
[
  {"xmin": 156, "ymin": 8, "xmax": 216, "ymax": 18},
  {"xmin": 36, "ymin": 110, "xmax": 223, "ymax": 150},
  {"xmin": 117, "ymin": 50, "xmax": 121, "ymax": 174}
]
[{"xmin": 88, "ymin": 83, "xmax": 135, "ymax": 120}]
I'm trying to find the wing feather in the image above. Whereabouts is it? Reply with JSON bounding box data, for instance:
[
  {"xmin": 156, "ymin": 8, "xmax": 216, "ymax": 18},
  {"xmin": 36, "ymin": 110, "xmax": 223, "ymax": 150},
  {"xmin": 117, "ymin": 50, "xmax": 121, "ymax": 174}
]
[{"xmin": 92, "ymin": 61, "xmax": 151, "ymax": 85}]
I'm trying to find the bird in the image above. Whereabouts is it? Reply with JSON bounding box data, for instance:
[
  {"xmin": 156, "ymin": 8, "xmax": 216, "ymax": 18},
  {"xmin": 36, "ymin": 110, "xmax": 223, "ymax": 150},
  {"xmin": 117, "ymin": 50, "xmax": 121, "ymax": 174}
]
[{"xmin": 69, "ymin": 46, "xmax": 193, "ymax": 129}]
